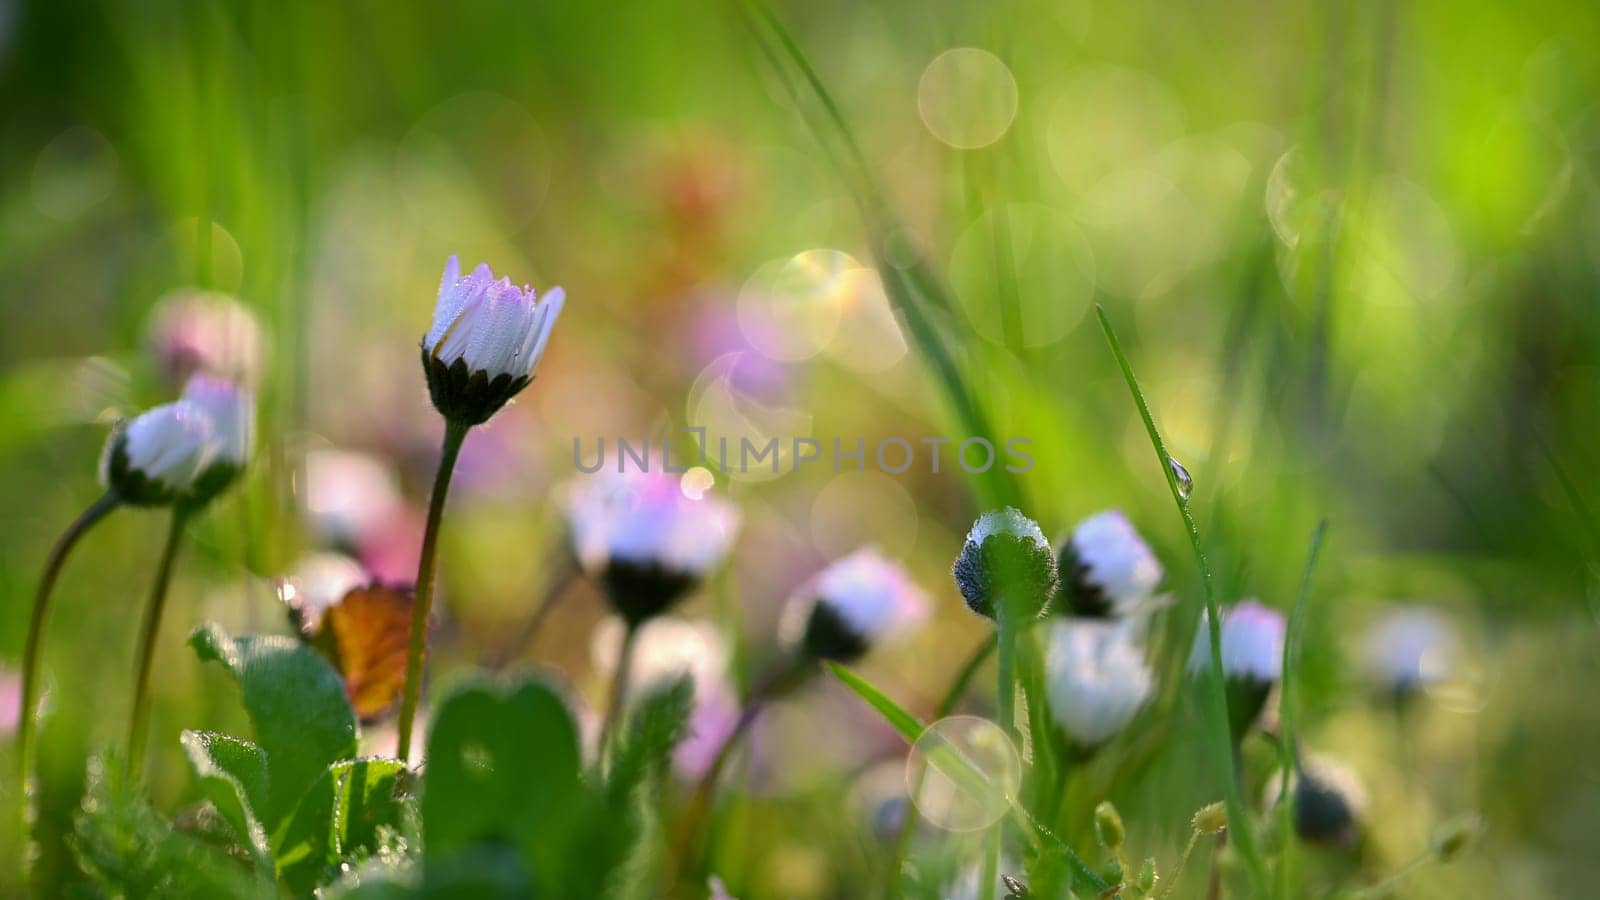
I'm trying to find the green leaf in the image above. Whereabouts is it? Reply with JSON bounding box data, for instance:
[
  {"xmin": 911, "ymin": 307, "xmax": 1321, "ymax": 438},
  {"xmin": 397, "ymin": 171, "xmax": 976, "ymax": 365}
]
[
  {"xmin": 421, "ymin": 677, "xmax": 582, "ymax": 893},
  {"xmin": 189, "ymin": 622, "xmax": 359, "ymax": 829},
  {"xmin": 605, "ymin": 675, "xmax": 694, "ymax": 802},
  {"xmin": 276, "ymin": 757, "xmax": 408, "ymax": 894},
  {"xmin": 72, "ymin": 754, "xmax": 274, "ymax": 899},
  {"xmin": 590, "ymin": 676, "xmax": 695, "ymax": 898},
  {"xmin": 180, "ymin": 730, "xmax": 273, "ymax": 872},
  {"xmin": 824, "ymin": 661, "xmax": 926, "ymax": 742}
]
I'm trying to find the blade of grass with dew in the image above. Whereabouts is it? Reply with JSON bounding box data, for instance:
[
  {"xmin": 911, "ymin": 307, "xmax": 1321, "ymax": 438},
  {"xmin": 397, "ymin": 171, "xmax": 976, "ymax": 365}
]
[
  {"xmin": 735, "ymin": 0, "xmax": 1019, "ymax": 510},
  {"xmin": 1094, "ymin": 304, "xmax": 1268, "ymax": 894},
  {"xmin": 825, "ymin": 663, "xmax": 1109, "ymax": 894},
  {"xmin": 1275, "ymin": 520, "xmax": 1329, "ymax": 900}
]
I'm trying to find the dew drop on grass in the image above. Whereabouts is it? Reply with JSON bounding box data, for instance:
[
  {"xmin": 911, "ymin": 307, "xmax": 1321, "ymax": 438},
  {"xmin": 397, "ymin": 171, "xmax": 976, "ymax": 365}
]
[
  {"xmin": 1168, "ymin": 456, "xmax": 1194, "ymax": 501},
  {"xmin": 903, "ymin": 715, "xmax": 1019, "ymax": 832}
]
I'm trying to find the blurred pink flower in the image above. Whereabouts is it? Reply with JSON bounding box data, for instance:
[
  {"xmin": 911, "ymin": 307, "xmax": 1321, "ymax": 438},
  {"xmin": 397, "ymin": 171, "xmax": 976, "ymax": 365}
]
[{"xmin": 145, "ymin": 289, "xmax": 264, "ymax": 388}]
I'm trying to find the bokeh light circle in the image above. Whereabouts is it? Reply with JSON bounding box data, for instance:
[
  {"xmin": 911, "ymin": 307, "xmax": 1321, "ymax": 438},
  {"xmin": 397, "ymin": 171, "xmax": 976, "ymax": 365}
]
[
  {"xmin": 904, "ymin": 715, "xmax": 1020, "ymax": 832},
  {"xmin": 809, "ymin": 470, "xmax": 919, "ymax": 559},
  {"xmin": 948, "ymin": 203, "xmax": 1095, "ymax": 347},
  {"xmin": 917, "ymin": 49, "xmax": 1019, "ymax": 150},
  {"xmin": 738, "ymin": 250, "xmax": 856, "ymax": 362}
]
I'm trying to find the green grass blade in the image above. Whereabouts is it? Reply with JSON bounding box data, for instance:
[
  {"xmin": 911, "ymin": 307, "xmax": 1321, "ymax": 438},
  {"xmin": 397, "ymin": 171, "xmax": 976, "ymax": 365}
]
[
  {"xmin": 736, "ymin": 0, "xmax": 1020, "ymax": 510},
  {"xmin": 824, "ymin": 661, "xmax": 925, "ymax": 743},
  {"xmin": 1275, "ymin": 520, "xmax": 1329, "ymax": 900},
  {"xmin": 1094, "ymin": 304, "xmax": 1268, "ymax": 893}
]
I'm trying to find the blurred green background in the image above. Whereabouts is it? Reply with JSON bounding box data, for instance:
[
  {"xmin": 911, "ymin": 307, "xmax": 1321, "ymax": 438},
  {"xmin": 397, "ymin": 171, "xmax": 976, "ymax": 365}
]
[{"xmin": 2, "ymin": 0, "xmax": 1599, "ymax": 896}]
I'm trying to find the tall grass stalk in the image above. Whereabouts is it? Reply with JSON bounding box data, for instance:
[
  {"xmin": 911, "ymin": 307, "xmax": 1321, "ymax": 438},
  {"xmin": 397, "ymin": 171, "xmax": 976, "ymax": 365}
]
[
  {"xmin": 735, "ymin": 0, "xmax": 1019, "ymax": 511},
  {"xmin": 1275, "ymin": 521, "xmax": 1329, "ymax": 899},
  {"xmin": 1095, "ymin": 305, "xmax": 1268, "ymax": 893}
]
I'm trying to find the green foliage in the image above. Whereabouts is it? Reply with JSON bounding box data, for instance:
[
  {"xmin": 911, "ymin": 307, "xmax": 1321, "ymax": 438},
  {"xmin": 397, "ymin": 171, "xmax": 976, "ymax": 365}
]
[
  {"xmin": 71, "ymin": 755, "xmax": 275, "ymax": 899},
  {"xmin": 169, "ymin": 624, "xmax": 409, "ymax": 895},
  {"xmin": 179, "ymin": 730, "xmax": 272, "ymax": 872},
  {"xmin": 420, "ymin": 676, "xmax": 582, "ymax": 890},
  {"xmin": 276, "ymin": 758, "xmax": 409, "ymax": 894},
  {"xmin": 189, "ymin": 622, "xmax": 360, "ymax": 826}
]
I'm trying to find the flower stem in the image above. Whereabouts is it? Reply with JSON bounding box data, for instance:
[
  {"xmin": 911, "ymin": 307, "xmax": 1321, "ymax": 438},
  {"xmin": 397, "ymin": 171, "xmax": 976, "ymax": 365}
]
[
  {"xmin": 126, "ymin": 507, "xmax": 190, "ymax": 778},
  {"xmin": 674, "ymin": 660, "xmax": 812, "ymax": 883},
  {"xmin": 17, "ymin": 493, "xmax": 119, "ymax": 855},
  {"xmin": 396, "ymin": 419, "xmax": 470, "ymax": 765},
  {"xmin": 1096, "ymin": 305, "xmax": 1268, "ymax": 894},
  {"xmin": 988, "ymin": 616, "xmax": 1017, "ymax": 900},
  {"xmin": 597, "ymin": 618, "xmax": 641, "ymax": 755}
]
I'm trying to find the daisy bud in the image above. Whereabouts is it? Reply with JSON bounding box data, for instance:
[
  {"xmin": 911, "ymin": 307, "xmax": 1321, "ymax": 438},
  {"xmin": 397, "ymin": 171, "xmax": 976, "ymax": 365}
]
[
  {"xmin": 565, "ymin": 467, "xmax": 739, "ymax": 626},
  {"xmin": 783, "ymin": 548, "xmax": 930, "ymax": 663},
  {"xmin": 1192, "ymin": 801, "xmax": 1228, "ymax": 835},
  {"xmin": 1094, "ymin": 800, "xmax": 1126, "ymax": 851},
  {"xmin": 1362, "ymin": 605, "xmax": 1458, "ymax": 698},
  {"xmin": 1266, "ymin": 755, "xmax": 1368, "ymax": 850},
  {"xmin": 100, "ymin": 400, "xmax": 218, "ymax": 506},
  {"xmin": 180, "ymin": 374, "xmax": 254, "ymax": 504},
  {"xmin": 952, "ymin": 507, "xmax": 1057, "ymax": 622},
  {"xmin": 1188, "ymin": 599, "xmax": 1285, "ymax": 739},
  {"xmin": 421, "ymin": 255, "xmax": 565, "ymax": 426},
  {"xmin": 1055, "ymin": 510, "xmax": 1163, "ymax": 618},
  {"xmin": 1045, "ymin": 619, "xmax": 1153, "ymax": 746}
]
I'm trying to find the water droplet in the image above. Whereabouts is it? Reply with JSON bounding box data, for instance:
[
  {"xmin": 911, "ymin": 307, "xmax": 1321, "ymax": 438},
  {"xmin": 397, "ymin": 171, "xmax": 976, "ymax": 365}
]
[
  {"xmin": 1168, "ymin": 456, "xmax": 1194, "ymax": 500},
  {"xmin": 903, "ymin": 715, "xmax": 1019, "ymax": 832}
]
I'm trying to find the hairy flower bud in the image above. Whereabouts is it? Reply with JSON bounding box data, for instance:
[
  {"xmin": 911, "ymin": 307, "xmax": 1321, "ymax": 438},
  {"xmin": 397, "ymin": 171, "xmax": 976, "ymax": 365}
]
[
  {"xmin": 952, "ymin": 507, "xmax": 1056, "ymax": 622},
  {"xmin": 1094, "ymin": 801, "xmax": 1126, "ymax": 851},
  {"xmin": 421, "ymin": 255, "xmax": 565, "ymax": 426}
]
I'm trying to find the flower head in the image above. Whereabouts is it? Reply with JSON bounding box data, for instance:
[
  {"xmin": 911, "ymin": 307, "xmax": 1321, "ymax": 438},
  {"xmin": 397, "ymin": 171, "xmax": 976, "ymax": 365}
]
[
  {"xmin": 1189, "ymin": 599, "xmax": 1286, "ymax": 682},
  {"xmin": 1056, "ymin": 510, "xmax": 1163, "ymax": 618},
  {"xmin": 565, "ymin": 465, "xmax": 739, "ymax": 625},
  {"xmin": 180, "ymin": 374, "xmax": 254, "ymax": 503},
  {"xmin": 784, "ymin": 548, "xmax": 930, "ymax": 663},
  {"xmin": 1362, "ymin": 605, "xmax": 1458, "ymax": 696},
  {"xmin": 952, "ymin": 507, "xmax": 1056, "ymax": 621},
  {"xmin": 101, "ymin": 400, "xmax": 218, "ymax": 506},
  {"xmin": 421, "ymin": 256, "xmax": 565, "ymax": 426},
  {"xmin": 1189, "ymin": 599, "xmax": 1285, "ymax": 738},
  {"xmin": 145, "ymin": 290, "xmax": 264, "ymax": 388},
  {"xmin": 1264, "ymin": 755, "xmax": 1368, "ymax": 849},
  {"xmin": 1045, "ymin": 619, "xmax": 1153, "ymax": 746}
]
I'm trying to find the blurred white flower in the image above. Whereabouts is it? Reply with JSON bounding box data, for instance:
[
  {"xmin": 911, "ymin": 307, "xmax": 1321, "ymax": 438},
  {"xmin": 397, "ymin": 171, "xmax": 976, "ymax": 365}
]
[
  {"xmin": 1362, "ymin": 605, "xmax": 1458, "ymax": 693},
  {"xmin": 1045, "ymin": 618, "xmax": 1153, "ymax": 746},
  {"xmin": 102, "ymin": 400, "xmax": 218, "ymax": 506},
  {"xmin": 421, "ymin": 255, "xmax": 565, "ymax": 425},
  {"xmin": 1058, "ymin": 509, "xmax": 1162, "ymax": 617},
  {"xmin": 782, "ymin": 547, "xmax": 930, "ymax": 662},
  {"xmin": 591, "ymin": 615, "xmax": 731, "ymax": 698},
  {"xmin": 145, "ymin": 289, "xmax": 264, "ymax": 387},
  {"xmin": 1189, "ymin": 599, "xmax": 1285, "ymax": 683},
  {"xmin": 565, "ymin": 465, "xmax": 740, "ymax": 625}
]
